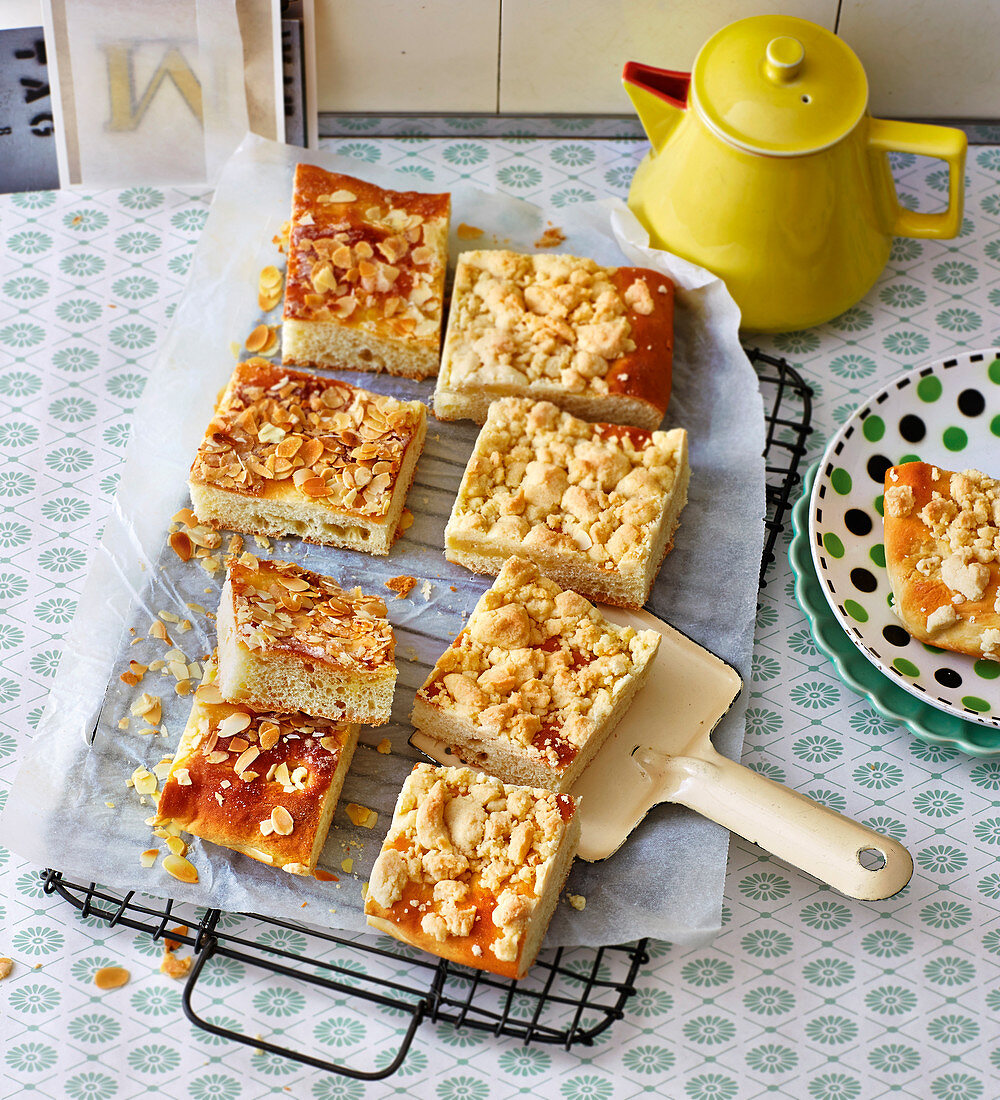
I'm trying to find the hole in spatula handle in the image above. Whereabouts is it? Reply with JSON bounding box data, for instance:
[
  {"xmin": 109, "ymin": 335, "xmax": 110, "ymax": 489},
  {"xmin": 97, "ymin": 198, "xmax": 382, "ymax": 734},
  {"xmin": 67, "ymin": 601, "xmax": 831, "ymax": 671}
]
[{"xmin": 858, "ymin": 847, "xmax": 887, "ymax": 871}]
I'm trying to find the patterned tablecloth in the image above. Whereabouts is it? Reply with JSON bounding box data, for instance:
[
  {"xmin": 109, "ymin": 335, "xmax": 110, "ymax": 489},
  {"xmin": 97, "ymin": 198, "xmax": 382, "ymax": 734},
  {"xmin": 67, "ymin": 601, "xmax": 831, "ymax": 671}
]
[{"xmin": 3, "ymin": 124, "xmax": 1000, "ymax": 1100}]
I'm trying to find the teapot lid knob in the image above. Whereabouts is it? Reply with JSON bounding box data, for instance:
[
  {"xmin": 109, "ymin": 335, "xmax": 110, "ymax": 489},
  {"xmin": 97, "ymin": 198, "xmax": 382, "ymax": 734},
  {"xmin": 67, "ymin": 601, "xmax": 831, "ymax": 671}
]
[{"xmin": 765, "ymin": 36, "xmax": 804, "ymax": 83}]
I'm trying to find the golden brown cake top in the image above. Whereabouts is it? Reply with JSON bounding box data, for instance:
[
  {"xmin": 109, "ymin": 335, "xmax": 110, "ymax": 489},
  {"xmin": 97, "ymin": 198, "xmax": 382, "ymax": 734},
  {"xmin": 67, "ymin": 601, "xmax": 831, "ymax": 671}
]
[
  {"xmin": 284, "ymin": 164, "xmax": 450, "ymax": 345},
  {"xmin": 448, "ymin": 398, "xmax": 685, "ymax": 571},
  {"xmin": 156, "ymin": 668, "xmax": 355, "ymax": 872},
  {"xmin": 884, "ymin": 462, "xmax": 1000, "ymax": 651},
  {"xmin": 189, "ymin": 358, "xmax": 426, "ymax": 518},
  {"xmin": 365, "ymin": 763, "xmax": 576, "ymax": 973},
  {"xmin": 442, "ymin": 250, "xmax": 673, "ymax": 409},
  {"xmin": 227, "ymin": 556, "xmax": 394, "ymax": 671},
  {"xmin": 415, "ymin": 557, "xmax": 660, "ymax": 769}
]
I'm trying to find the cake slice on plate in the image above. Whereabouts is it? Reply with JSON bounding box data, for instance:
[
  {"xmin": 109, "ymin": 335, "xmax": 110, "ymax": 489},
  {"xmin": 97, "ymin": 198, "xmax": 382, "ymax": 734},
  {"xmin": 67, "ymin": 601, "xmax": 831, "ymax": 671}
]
[
  {"xmin": 433, "ymin": 249, "xmax": 674, "ymax": 428},
  {"xmin": 216, "ymin": 556, "xmax": 396, "ymax": 724},
  {"xmin": 188, "ymin": 358, "xmax": 427, "ymax": 554},
  {"xmin": 155, "ymin": 661, "xmax": 358, "ymax": 875},
  {"xmin": 883, "ymin": 461, "xmax": 1000, "ymax": 657},
  {"xmin": 444, "ymin": 397, "xmax": 689, "ymax": 609},
  {"xmin": 282, "ymin": 164, "xmax": 450, "ymax": 380},
  {"xmin": 364, "ymin": 763, "xmax": 580, "ymax": 979},
  {"xmin": 411, "ymin": 556, "xmax": 660, "ymax": 793}
]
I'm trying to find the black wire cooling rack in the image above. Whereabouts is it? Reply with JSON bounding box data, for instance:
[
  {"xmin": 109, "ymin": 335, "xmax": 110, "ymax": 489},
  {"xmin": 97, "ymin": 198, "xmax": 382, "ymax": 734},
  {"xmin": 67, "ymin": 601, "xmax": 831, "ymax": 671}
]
[{"xmin": 42, "ymin": 347, "xmax": 812, "ymax": 1080}]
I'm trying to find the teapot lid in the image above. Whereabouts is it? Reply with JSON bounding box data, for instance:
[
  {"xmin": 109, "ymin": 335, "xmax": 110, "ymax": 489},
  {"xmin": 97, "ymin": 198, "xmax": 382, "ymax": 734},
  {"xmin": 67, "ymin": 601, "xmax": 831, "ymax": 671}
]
[{"xmin": 691, "ymin": 14, "xmax": 868, "ymax": 156}]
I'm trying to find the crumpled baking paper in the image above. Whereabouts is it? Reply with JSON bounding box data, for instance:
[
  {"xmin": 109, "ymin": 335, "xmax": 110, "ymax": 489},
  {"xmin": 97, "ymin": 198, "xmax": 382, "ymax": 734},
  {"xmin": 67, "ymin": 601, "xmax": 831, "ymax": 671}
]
[{"xmin": 1, "ymin": 134, "xmax": 765, "ymax": 949}]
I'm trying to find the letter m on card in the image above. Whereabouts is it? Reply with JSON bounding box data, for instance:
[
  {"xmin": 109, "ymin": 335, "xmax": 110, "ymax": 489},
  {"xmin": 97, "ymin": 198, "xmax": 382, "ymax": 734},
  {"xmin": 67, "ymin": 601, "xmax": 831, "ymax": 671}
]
[{"xmin": 103, "ymin": 41, "xmax": 203, "ymax": 131}]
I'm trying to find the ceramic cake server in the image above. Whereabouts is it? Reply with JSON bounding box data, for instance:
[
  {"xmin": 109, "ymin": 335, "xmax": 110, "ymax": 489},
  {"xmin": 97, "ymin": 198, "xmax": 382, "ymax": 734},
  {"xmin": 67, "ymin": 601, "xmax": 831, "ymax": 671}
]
[{"xmin": 414, "ymin": 606, "xmax": 913, "ymax": 902}]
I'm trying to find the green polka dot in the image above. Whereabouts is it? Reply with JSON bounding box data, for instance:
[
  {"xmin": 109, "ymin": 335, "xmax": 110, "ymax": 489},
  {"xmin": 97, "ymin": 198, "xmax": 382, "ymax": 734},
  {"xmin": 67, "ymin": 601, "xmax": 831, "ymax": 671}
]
[
  {"xmin": 917, "ymin": 375, "xmax": 943, "ymax": 402},
  {"xmin": 893, "ymin": 658, "xmax": 920, "ymax": 677},
  {"xmin": 870, "ymin": 544, "xmax": 886, "ymax": 568},
  {"xmin": 844, "ymin": 600, "xmax": 868, "ymax": 623},
  {"xmin": 943, "ymin": 427, "xmax": 968, "ymax": 451},
  {"xmin": 988, "ymin": 357, "xmax": 1000, "ymax": 384},
  {"xmin": 830, "ymin": 468, "xmax": 852, "ymax": 495},
  {"xmin": 922, "ymin": 643, "xmax": 945, "ymax": 654},
  {"xmin": 962, "ymin": 695, "xmax": 991, "ymax": 713},
  {"xmin": 898, "ymin": 453, "xmax": 921, "ymax": 465},
  {"xmin": 823, "ymin": 532, "xmax": 845, "ymax": 558},
  {"xmin": 974, "ymin": 659, "xmax": 1000, "ymax": 680},
  {"xmin": 862, "ymin": 416, "xmax": 885, "ymax": 442},
  {"xmin": 990, "ymin": 413, "xmax": 1000, "ymax": 438},
  {"xmin": 874, "ymin": 495, "xmax": 884, "ymax": 517}
]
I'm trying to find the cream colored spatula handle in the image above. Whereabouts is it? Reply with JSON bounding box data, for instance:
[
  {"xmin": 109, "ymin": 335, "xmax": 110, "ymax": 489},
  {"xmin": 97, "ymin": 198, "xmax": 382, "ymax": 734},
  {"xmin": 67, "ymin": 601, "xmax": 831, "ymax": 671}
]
[{"xmin": 666, "ymin": 748, "xmax": 913, "ymax": 900}]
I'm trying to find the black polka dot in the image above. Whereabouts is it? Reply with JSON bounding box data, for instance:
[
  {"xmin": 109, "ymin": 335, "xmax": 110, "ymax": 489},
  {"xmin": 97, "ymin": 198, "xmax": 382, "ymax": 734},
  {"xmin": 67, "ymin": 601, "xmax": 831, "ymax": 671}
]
[
  {"xmin": 958, "ymin": 388, "xmax": 986, "ymax": 417},
  {"xmin": 882, "ymin": 625, "xmax": 910, "ymax": 647},
  {"xmin": 935, "ymin": 667, "xmax": 963, "ymax": 688},
  {"xmin": 867, "ymin": 454, "xmax": 893, "ymax": 483},
  {"xmin": 845, "ymin": 509, "xmax": 873, "ymax": 536},
  {"xmin": 898, "ymin": 414, "xmax": 926, "ymax": 443},
  {"xmin": 850, "ymin": 567, "xmax": 877, "ymax": 593}
]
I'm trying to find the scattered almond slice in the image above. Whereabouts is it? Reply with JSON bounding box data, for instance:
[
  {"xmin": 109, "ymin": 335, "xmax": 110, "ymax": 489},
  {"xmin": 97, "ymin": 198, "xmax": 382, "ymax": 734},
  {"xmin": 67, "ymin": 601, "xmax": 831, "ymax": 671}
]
[
  {"xmin": 341, "ymin": 857, "xmax": 354, "ymax": 874},
  {"xmin": 160, "ymin": 953, "xmax": 192, "ymax": 979},
  {"xmin": 140, "ymin": 848, "xmax": 159, "ymax": 868},
  {"xmin": 163, "ymin": 925, "xmax": 189, "ymax": 952},
  {"xmin": 163, "ymin": 854, "xmax": 198, "ymax": 884},
  {"xmin": 245, "ymin": 323, "xmax": 271, "ymax": 353},
  {"xmin": 94, "ymin": 966, "xmax": 130, "ymax": 990},
  {"xmin": 0, "ymin": 958, "xmax": 13, "ymax": 981},
  {"xmin": 165, "ymin": 836, "xmax": 188, "ymax": 857}
]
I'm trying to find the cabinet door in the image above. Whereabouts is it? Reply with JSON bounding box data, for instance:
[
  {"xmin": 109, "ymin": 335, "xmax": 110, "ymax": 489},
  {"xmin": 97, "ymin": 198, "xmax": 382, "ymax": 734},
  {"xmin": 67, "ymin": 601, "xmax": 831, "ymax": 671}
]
[
  {"xmin": 839, "ymin": 0, "xmax": 1000, "ymax": 119},
  {"xmin": 314, "ymin": 0, "xmax": 500, "ymax": 115},
  {"xmin": 499, "ymin": 0, "xmax": 838, "ymax": 116}
]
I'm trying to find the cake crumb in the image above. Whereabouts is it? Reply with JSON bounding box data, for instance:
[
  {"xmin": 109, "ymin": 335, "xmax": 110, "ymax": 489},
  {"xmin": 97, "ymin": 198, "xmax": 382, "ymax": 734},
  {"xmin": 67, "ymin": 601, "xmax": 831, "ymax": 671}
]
[
  {"xmin": 385, "ymin": 575, "xmax": 417, "ymax": 599},
  {"xmin": 376, "ymin": 737, "xmax": 392, "ymax": 755},
  {"xmin": 346, "ymin": 803, "xmax": 378, "ymax": 829},
  {"xmin": 534, "ymin": 223, "xmax": 566, "ymax": 249},
  {"xmin": 567, "ymin": 894, "xmax": 587, "ymax": 911},
  {"xmin": 420, "ymin": 580, "xmax": 433, "ymax": 600},
  {"xmin": 341, "ymin": 857, "xmax": 354, "ymax": 874}
]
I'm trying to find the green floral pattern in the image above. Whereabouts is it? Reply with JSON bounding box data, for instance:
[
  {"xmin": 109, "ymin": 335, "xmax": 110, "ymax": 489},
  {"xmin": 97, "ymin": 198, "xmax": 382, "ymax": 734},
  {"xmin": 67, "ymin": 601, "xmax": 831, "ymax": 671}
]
[{"xmin": 3, "ymin": 131, "xmax": 1000, "ymax": 1100}]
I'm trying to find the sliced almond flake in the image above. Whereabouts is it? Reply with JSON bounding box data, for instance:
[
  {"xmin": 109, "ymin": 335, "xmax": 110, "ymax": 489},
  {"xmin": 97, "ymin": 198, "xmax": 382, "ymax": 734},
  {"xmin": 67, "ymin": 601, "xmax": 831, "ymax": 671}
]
[
  {"xmin": 175, "ymin": 679, "xmax": 192, "ymax": 696},
  {"xmin": 259, "ymin": 265, "xmax": 283, "ymax": 289},
  {"xmin": 169, "ymin": 531, "xmax": 193, "ymax": 562},
  {"xmin": 234, "ymin": 746, "xmax": 260, "ymax": 774},
  {"xmin": 245, "ymin": 323, "xmax": 270, "ymax": 352},
  {"xmin": 329, "ymin": 189, "xmax": 357, "ymax": 202},
  {"xmin": 140, "ymin": 849, "xmax": 159, "ymax": 868},
  {"xmin": 258, "ymin": 818, "xmax": 275, "ymax": 836},
  {"xmin": 206, "ymin": 750, "xmax": 229, "ymax": 765},
  {"xmin": 240, "ymin": 771, "xmax": 259, "ymax": 783},
  {"xmin": 165, "ymin": 836, "xmax": 187, "ymax": 857},
  {"xmin": 149, "ymin": 621, "xmax": 171, "ymax": 643},
  {"xmin": 271, "ymin": 805, "xmax": 294, "ymax": 835},
  {"xmin": 218, "ymin": 712, "xmax": 251, "ymax": 736},
  {"xmin": 159, "ymin": 610, "xmax": 180, "ymax": 623},
  {"xmin": 195, "ymin": 682, "xmax": 223, "ymax": 704},
  {"xmin": 174, "ymin": 768, "xmax": 192, "ymax": 786},
  {"xmin": 341, "ymin": 857, "xmax": 354, "ymax": 874},
  {"xmin": 163, "ymin": 854, "xmax": 198, "ymax": 884}
]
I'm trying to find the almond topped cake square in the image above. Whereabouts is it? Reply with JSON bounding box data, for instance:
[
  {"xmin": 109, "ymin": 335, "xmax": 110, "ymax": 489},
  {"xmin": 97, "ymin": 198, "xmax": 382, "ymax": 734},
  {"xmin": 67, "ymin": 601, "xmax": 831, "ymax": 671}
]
[
  {"xmin": 444, "ymin": 397, "xmax": 689, "ymax": 608},
  {"xmin": 411, "ymin": 556, "xmax": 661, "ymax": 792},
  {"xmin": 884, "ymin": 461, "xmax": 1000, "ymax": 657},
  {"xmin": 188, "ymin": 358, "xmax": 427, "ymax": 554},
  {"xmin": 155, "ymin": 661, "xmax": 358, "ymax": 875},
  {"xmin": 216, "ymin": 556, "xmax": 396, "ymax": 724},
  {"xmin": 433, "ymin": 249, "xmax": 674, "ymax": 428},
  {"xmin": 282, "ymin": 164, "xmax": 450, "ymax": 380},
  {"xmin": 364, "ymin": 763, "xmax": 580, "ymax": 979}
]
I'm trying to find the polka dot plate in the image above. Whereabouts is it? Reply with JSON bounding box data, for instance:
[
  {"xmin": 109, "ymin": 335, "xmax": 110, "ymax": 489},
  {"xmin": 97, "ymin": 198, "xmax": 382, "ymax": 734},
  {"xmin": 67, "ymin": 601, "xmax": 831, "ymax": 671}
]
[
  {"xmin": 807, "ymin": 349, "xmax": 1000, "ymax": 740},
  {"xmin": 793, "ymin": 463, "xmax": 1000, "ymax": 756}
]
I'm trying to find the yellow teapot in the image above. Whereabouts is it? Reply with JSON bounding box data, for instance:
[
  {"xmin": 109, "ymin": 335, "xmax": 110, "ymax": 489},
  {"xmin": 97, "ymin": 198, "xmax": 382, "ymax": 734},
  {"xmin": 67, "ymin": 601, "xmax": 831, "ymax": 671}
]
[{"xmin": 624, "ymin": 14, "xmax": 967, "ymax": 332}]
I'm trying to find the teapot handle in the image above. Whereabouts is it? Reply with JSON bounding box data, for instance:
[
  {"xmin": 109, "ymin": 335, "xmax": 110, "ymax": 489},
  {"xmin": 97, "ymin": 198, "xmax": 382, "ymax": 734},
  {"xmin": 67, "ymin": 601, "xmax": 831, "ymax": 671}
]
[{"xmin": 868, "ymin": 118, "xmax": 967, "ymax": 240}]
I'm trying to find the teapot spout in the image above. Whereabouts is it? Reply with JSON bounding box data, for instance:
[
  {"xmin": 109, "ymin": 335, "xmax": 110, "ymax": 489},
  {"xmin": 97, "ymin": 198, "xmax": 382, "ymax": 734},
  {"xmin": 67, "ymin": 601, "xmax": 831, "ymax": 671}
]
[{"xmin": 622, "ymin": 61, "xmax": 690, "ymax": 154}]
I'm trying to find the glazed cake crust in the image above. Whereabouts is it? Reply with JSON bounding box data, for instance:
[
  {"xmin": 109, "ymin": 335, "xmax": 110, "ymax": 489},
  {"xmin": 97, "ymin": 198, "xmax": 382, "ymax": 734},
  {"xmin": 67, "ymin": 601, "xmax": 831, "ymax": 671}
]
[
  {"xmin": 282, "ymin": 165, "xmax": 450, "ymax": 380},
  {"xmin": 216, "ymin": 555, "xmax": 397, "ymax": 724},
  {"xmin": 411, "ymin": 556, "xmax": 660, "ymax": 792},
  {"xmin": 884, "ymin": 461, "xmax": 1000, "ymax": 657},
  {"xmin": 444, "ymin": 397, "xmax": 689, "ymax": 608},
  {"xmin": 433, "ymin": 250, "xmax": 674, "ymax": 428},
  {"xmin": 364, "ymin": 763, "xmax": 580, "ymax": 979},
  {"xmin": 155, "ymin": 666, "xmax": 358, "ymax": 874},
  {"xmin": 188, "ymin": 358, "xmax": 427, "ymax": 554}
]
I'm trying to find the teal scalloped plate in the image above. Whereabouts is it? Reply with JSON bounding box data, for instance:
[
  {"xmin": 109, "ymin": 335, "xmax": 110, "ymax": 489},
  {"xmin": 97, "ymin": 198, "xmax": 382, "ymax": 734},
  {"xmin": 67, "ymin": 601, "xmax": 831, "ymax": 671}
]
[{"xmin": 791, "ymin": 462, "xmax": 1000, "ymax": 757}]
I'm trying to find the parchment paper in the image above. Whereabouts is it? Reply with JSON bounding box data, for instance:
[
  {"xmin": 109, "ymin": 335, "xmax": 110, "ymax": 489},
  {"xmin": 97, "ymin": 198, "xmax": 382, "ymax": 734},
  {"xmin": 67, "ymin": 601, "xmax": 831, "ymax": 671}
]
[{"xmin": 0, "ymin": 134, "xmax": 765, "ymax": 948}]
